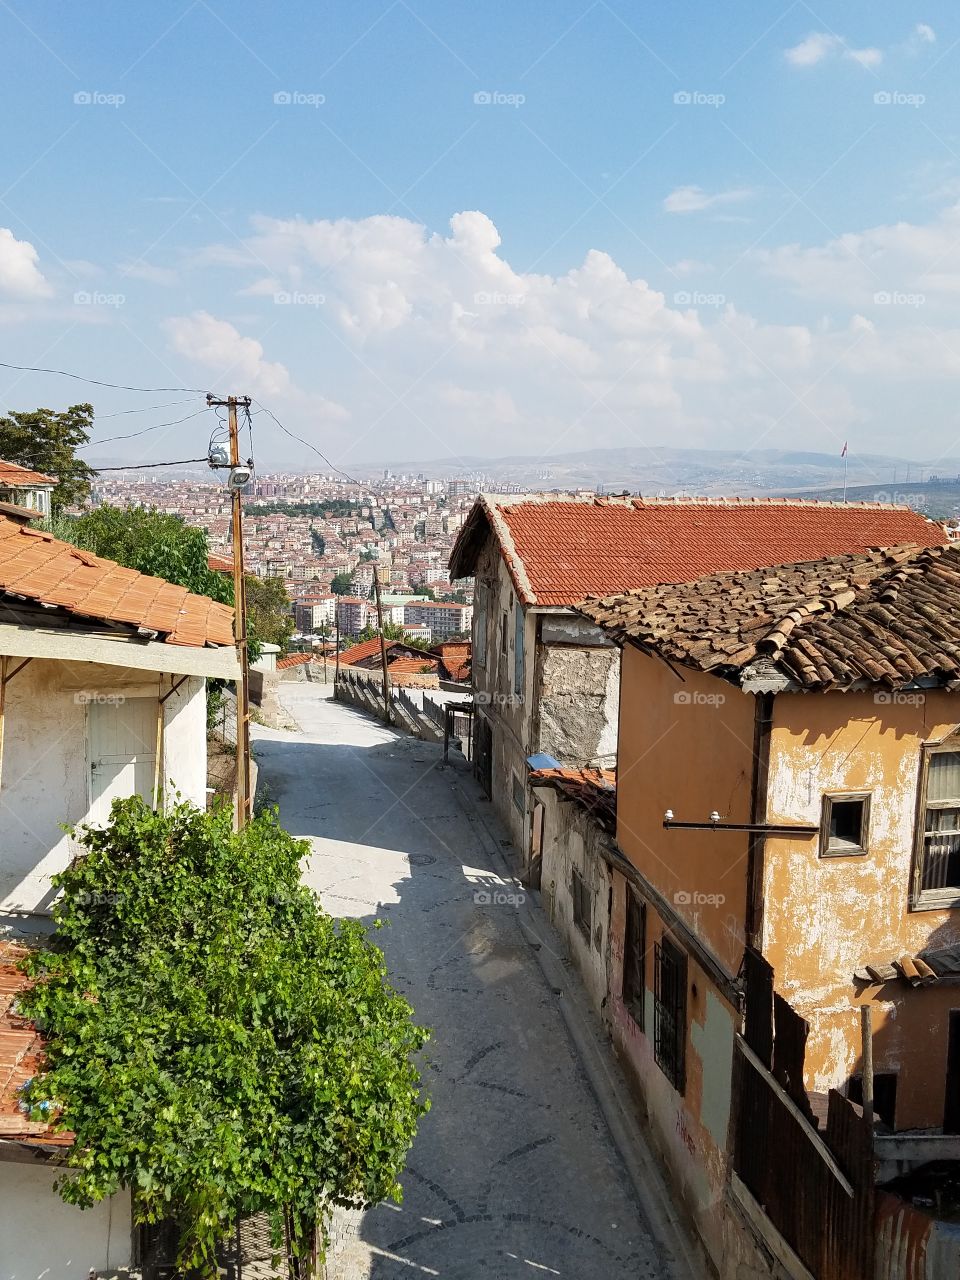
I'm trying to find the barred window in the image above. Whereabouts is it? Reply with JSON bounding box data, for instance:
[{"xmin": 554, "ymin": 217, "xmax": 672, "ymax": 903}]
[
  {"xmin": 654, "ymin": 937, "xmax": 687, "ymax": 1093},
  {"xmin": 622, "ymin": 890, "xmax": 646, "ymax": 1028}
]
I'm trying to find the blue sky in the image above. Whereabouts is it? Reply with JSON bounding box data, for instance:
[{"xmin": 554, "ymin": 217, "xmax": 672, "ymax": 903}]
[{"xmin": 2, "ymin": 2, "xmax": 959, "ymax": 472}]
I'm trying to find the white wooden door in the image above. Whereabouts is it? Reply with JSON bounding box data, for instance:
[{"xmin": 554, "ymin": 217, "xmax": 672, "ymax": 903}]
[{"xmin": 87, "ymin": 697, "xmax": 158, "ymax": 826}]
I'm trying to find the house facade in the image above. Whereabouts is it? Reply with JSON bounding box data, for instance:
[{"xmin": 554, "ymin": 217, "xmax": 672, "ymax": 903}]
[
  {"xmin": 0, "ymin": 512, "xmax": 238, "ymax": 1278},
  {"xmin": 449, "ymin": 492, "xmax": 944, "ymax": 874},
  {"xmin": 0, "ymin": 460, "xmax": 56, "ymax": 518},
  {"xmin": 575, "ymin": 543, "xmax": 960, "ymax": 1277}
]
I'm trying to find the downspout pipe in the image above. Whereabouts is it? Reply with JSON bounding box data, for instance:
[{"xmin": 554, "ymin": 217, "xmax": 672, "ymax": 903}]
[{"xmin": 746, "ymin": 691, "xmax": 775, "ymax": 949}]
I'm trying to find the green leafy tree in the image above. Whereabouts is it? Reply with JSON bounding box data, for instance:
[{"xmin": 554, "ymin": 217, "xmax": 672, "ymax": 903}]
[
  {"xmin": 20, "ymin": 798, "xmax": 429, "ymax": 1275},
  {"xmin": 330, "ymin": 571, "xmax": 354, "ymax": 595},
  {"xmin": 66, "ymin": 506, "xmax": 262, "ymax": 661},
  {"xmin": 245, "ymin": 575, "xmax": 294, "ymax": 651},
  {"xmin": 68, "ymin": 505, "xmax": 232, "ymax": 604},
  {"xmin": 0, "ymin": 403, "xmax": 96, "ymax": 510},
  {"xmin": 310, "ymin": 530, "xmax": 326, "ymax": 557}
]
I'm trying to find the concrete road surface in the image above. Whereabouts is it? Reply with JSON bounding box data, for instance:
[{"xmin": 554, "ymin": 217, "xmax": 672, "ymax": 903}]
[{"xmin": 252, "ymin": 682, "xmax": 691, "ymax": 1280}]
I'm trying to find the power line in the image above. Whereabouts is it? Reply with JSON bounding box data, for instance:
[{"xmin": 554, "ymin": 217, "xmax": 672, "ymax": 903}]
[
  {"xmin": 80, "ymin": 408, "xmax": 211, "ymax": 448},
  {"xmin": 251, "ymin": 399, "xmax": 362, "ymax": 486},
  {"xmin": 97, "ymin": 398, "xmax": 198, "ymax": 419},
  {"xmin": 93, "ymin": 457, "xmax": 210, "ymax": 471},
  {"xmin": 0, "ymin": 359, "xmax": 207, "ymax": 394}
]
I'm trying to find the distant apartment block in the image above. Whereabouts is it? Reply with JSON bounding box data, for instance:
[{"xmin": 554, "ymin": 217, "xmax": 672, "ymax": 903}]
[{"xmin": 404, "ymin": 601, "xmax": 473, "ymax": 639}]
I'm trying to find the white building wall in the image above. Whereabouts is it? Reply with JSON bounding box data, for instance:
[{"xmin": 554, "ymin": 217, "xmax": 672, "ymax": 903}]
[
  {"xmin": 0, "ymin": 1162, "xmax": 132, "ymax": 1278},
  {"xmin": 0, "ymin": 660, "xmax": 207, "ymax": 915}
]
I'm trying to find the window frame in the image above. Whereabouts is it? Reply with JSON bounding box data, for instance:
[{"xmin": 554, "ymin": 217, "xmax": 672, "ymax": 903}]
[
  {"xmin": 622, "ymin": 889, "xmax": 646, "ymax": 1030},
  {"xmin": 572, "ymin": 866, "xmax": 592, "ymax": 943},
  {"xmin": 911, "ymin": 736, "xmax": 960, "ymax": 910},
  {"xmin": 654, "ymin": 936, "xmax": 687, "ymax": 1094},
  {"xmin": 819, "ymin": 792, "xmax": 872, "ymax": 858}
]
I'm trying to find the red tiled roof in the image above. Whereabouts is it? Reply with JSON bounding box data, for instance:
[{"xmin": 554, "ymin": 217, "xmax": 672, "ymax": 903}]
[
  {"xmin": 0, "ymin": 941, "xmax": 70, "ymax": 1147},
  {"xmin": 207, "ymin": 552, "xmax": 234, "ymax": 574},
  {"xmin": 0, "ymin": 459, "xmax": 55, "ymax": 488},
  {"xmin": 580, "ymin": 543, "xmax": 960, "ymax": 692},
  {"xmin": 529, "ymin": 767, "xmax": 617, "ymax": 830},
  {"xmin": 432, "ymin": 641, "xmax": 471, "ymax": 682},
  {"xmin": 338, "ymin": 635, "xmax": 389, "ymax": 666},
  {"xmin": 0, "ymin": 515, "xmax": 235, "ymax": 647},
  {"xmin": 449, "ymin": 494, "xmax": 946, "ymax": 607},
  {"xmin": 277, "ymin": 653, "xmax": 312, "ymax": 669},
  {"xmin": 387, "ymin": 655, "xmax": 440, "ymax": 674}
]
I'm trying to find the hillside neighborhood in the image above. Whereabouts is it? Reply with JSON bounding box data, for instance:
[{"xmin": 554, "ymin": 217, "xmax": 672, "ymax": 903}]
[
  {"xmin": 3, "ymin": 445, "xmax": 960, "ymax": 1278},
  {"xmin": 6, "ymin": 4, "xmax": 960, "ymax": 1279}
]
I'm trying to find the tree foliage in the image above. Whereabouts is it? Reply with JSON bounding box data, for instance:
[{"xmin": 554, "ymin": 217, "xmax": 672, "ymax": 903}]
[
  {"xmin": 330, "ymin": 571, "xmax": 354, "ymax": 596},
  {"xmin": 20, "ymin": 798, "xmax": 429, "ymax": 1274},
  {"xmin": 245, "ymin": 575, "xmax": 294, "ymax": 651},
  {"xmin": 0, "ymin": 403, "xmax": 96, "ymax": 510},
  {"xmin": 68, "ymin": 505, "xmax": 232, "ymax": 604}
]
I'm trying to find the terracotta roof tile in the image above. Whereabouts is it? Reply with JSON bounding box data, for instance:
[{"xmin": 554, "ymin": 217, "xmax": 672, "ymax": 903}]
[
  {"xmin": 450, "ymin": 493, "xmax": 946, "ymax": 606},
  {"xmin": 529, "ymin": 767, "xmax": 617, "ymax": 830},
  {"xmin": 0, "ymin": 514, "xmax": 235, "ymax": 647},
  {"xmin": 0, "ymin": 941, "xmax": 70, "ymax": 1147},
  {"xmin": 0, "ymin": 459, "xmax": 56, "ymax": 487},
  {"xmin": 277, "ymin": 653, "xmax": 312, "ymax": 669},
  {"xmin": 580, "ymin": 543, "xmax": 960, "ymax": 692}
]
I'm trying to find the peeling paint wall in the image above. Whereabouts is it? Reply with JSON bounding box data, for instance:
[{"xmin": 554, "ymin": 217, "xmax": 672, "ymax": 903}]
[
  {"xmin": 763, "ymin": 688, "xmax": 960, "ymax": 1129},
  {"xmin": 470, "ymin": 528, "xmax": 621, "ymax": 866},
  {"xmin": 607, "ymin": 869, "xmax": 737, "ymax": 1271},
  {"xmin": 0, "ymin": 660, "xmax": 207, "ymax": 915},
  {"xmin": 536, "ymin": 785, "xmax": 612, "ymax": 1013}
]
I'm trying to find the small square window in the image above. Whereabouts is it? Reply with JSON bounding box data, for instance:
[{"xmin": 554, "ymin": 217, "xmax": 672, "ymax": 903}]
[
  {"xmin": 820, "ymin": 793, "xmax": 870, "ymax": 857},
  {"xmin": 572, "ymin": 867, "xmax": 592, "ymax": 941}
]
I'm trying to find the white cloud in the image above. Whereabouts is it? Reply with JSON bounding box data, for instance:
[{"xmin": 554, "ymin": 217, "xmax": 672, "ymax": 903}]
[
  {"xmin": 663, "ymin": 186, "xmax": 754, "ymax": 214},
  {"xmin": 757, "ymin": 201, "xmax": 960, "ymax": 305},
  {"xmin": 786, "ymin": 25, "xmax": 939, "ymax": 69},
  {"xmin": 186, "ymin": 208, "xmax": 960, "ymax": 461},
  {"xmin": 163, "ymin": 311, "xmax": 291, "ymax": 396},
  {"xmin": 0, "ymin": 227, "xmax": 51, "ymax": 298},
  {"xmin": 910, "ymin": 23, "xmax": 936, "ymax": 49},
  {"xmin": 845, "ymin": 46, "xmax": 883, "ymax": 69},
  {"xmin": 785, "ymin": 33, "xmax": 842, "ymax": 67}
]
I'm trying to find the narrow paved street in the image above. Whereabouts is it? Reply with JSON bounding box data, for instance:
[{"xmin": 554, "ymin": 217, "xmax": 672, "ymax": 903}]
[{"xmin": 252, "ymin": 683, "xmax": 681, "ymax": 1280}]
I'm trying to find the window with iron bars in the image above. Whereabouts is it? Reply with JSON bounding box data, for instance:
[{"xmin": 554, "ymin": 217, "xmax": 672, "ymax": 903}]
[{"xmin": 654, "ymin": 937, "xmax": 687, "ymax": 1093}]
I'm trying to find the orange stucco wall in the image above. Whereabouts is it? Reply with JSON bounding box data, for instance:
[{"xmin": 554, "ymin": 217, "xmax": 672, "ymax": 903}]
[
  {"xmin": 616, "ymin": 645, "xmax": 755, "ymax": 976},
  {"xmin": 763, "ymin": 688, "xmax": 960, "ymax": 1129}
]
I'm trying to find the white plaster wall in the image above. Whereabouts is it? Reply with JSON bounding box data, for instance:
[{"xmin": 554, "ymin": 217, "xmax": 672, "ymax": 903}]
[
  {"xmin": 0, "ymin": 661, "xmax": 207, "ymax": 915},
  {"xmin": 0, "ymin": 1162, "xmax": 131, "ymax": 1278}
]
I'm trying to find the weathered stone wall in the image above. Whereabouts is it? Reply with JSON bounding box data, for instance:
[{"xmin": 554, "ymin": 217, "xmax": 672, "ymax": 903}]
[{"xmin": 535, "ymin": 643, "xmax": 620, "ymax": 765}]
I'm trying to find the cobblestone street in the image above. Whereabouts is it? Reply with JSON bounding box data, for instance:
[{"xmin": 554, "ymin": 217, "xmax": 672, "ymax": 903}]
[{"xmin": 252, "ymin": 683, "xmax": 693, "ymax": 1280}]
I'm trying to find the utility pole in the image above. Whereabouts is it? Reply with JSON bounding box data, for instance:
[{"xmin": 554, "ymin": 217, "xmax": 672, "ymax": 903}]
[
  {"xmin": 372, "ymin": 564, "xmax": 391, "ymax": 724},
  {"xmin": 207, "ymin": 393, "xmax": 253, "ymax": 828}
]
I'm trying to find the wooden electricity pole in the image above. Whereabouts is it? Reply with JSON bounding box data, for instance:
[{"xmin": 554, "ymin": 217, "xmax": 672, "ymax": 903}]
[
  {"xmin": 207, "ymin": 393, "xmax": 253, "ymax": 827},
  {"xmin": 372, "ymin": 565, "xmax": 391, "ymax": 724}
]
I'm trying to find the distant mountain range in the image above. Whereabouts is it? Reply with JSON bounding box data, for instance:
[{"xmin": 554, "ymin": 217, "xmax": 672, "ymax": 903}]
[{"xmin": 357, "ymin": 446, "xmax": 960, "ymax": 497}]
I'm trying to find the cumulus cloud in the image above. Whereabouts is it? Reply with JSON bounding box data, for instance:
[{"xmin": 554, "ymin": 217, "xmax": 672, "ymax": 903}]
[
  {"xmin": 663, "ymin": 186, "xmax": 754, "ymax": 215},
  {"xmin": 0, "ymin": 227, "xmax": 51, "ymax": 298},
  {"xmin": 757, "ymin": 201, "xmax": 960, "ymax": 304},
  {"xmin": 785, "ymin": 33, "xmax": 883, "ymax": 68},
  {"xmin": 163, "ymin": 311, "xmax": 291, "ymax": 396},
  {"xmin": 185, "ymin": 208, "xmax": 960, "ymax": 461}
]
